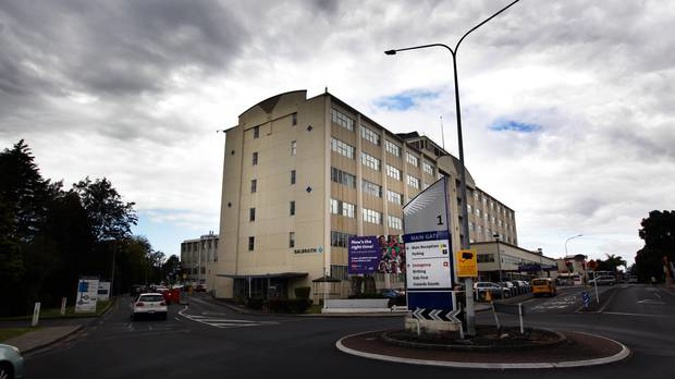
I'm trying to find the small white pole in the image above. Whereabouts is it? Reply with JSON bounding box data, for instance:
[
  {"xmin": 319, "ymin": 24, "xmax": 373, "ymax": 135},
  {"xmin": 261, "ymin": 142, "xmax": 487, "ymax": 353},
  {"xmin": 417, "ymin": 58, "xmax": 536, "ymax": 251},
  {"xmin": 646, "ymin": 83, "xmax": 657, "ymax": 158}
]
[
  {"xmin": 518, "ymin": 303, "xmax": 524, "ymax": 334},
  {"xmin": 31, "ymin": 302, "xmax": 41, "ymax": 327},
  {"xmin": 60, "ymin": 297, "xmax": 67, "ymax": 316}
]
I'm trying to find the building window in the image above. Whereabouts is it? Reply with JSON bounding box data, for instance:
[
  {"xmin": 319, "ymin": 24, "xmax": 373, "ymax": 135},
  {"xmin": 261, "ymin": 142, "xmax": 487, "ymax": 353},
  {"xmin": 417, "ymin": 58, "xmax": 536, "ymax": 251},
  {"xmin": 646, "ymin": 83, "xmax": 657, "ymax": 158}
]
[
  {"xmin": 386, "ymin": 165, "xmax": 401, "ymax": 181},
  {"xmin": 290, "ymin": 170, "xmax": 296, "ymax": 185},
  {"xmin": 248, "ymin": 236, "xmax": 255, "ymax": 251},
  {"xmin": 387, "ymin": 190, "xmax": 403, "ymax": 205},
  {"xmin": 331, "ymin": 108, "xmax": 354, "ymax": 131},
  {"xmin": 252, "ymin": 152, "xmax": 258, "ymax": 165},
  {"xmin": 406, "ymin": 152, "xmax": 419, "ymax": 167},
  {"xmin": 292, "ymin": 113, "xmax": 297, "ymax": 126},
  {"xmin": 331, "ymin": 231, "xmax": 355, "ymax": 248},
  {"xmin": 249, "ymin": 207, "xmax": 256, "ymax": 221},
  {"xmin": 407, "ymin": 175, "xmax": 420, "ymax": 189},
  {"xmin": 330, "ymin": 198, "xmax": 356, "ymax": 218},
  {"xmin": 361, "ymin": 125, "xmax": 380, "ymax": 145},
  {"xmin": 362, "ymin": 179, "xmax": 382, "ymax": 198},
  {"xmin": 251, "ymin": 179, "xmax": 257, "ymax": 193},
  {"xmin": 290, "ymin": 201, "xmax": 296, "ymax": 216},
  {"xmin": 385, "ymin": 140, "xmax": 401, "ymax": 157},
  {"xmin": 423, "ymin": 160, "xmax": 434, "ymax": 175},
  {"xmin": 331, "ymin": 137, "xmax": 355, "ymax": 159},
  {"xmin": 388, "ymin": 215, "xmax": 403, "ymax": 230},
  {"xmin": 253, "ymin": 126, "xmax": 259, "ymax": 139},
  {"xmin": 331, "ymin": 167, "xmax": 356, "ymax": 188},
  {"xmin": 291, "ymin": 140, "xmax": 297, "ymax": 156},
  {"xmin": 362, "ymin": 208, "xmax": 382, "ymax": 225},
  {"xmin": 361, "ymin": 152, "xmax": 381, "ymax": 171},
  {"xmin": 289, "ymin": 232, "xmax": 295, "ymax": 248}
]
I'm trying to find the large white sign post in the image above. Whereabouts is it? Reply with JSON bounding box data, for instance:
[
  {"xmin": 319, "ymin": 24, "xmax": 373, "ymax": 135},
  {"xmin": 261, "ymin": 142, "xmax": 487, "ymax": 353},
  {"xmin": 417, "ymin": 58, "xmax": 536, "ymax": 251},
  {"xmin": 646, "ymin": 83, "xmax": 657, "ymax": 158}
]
[{"xmin": 403, "ymin": 178, "xmax": 460, "ymax": 333}]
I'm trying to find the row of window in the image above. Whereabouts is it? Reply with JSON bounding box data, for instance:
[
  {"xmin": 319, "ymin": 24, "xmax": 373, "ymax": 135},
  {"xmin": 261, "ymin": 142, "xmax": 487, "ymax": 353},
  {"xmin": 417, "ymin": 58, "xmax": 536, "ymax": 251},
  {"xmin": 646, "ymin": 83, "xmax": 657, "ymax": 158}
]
[
  {"xmin": 331, "ymin": 109, "xmax": 432, "ymax": 174},
  {"xmin": 329, "ymin": 198, "xmax": 403, "ymax": 229},
  {"xmin": 331, "ymin": 134, "xmax": 435, "ymax": 176}
]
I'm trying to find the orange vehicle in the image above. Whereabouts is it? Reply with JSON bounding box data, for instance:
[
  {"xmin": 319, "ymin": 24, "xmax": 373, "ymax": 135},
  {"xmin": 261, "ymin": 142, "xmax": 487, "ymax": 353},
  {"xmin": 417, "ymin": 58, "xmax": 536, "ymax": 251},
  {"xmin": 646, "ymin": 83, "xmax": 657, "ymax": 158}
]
[{"xmin": 531, "ymin": 278, "xmax": 556, "ymax": 297}]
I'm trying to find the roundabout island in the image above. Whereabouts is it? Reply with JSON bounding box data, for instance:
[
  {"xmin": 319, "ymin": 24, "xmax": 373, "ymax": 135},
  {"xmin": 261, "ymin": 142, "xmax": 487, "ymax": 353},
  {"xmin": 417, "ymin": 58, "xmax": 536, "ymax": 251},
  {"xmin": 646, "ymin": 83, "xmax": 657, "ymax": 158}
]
[{"xmin": 336, "ymin": 325, "xmax": 631, "ymax": 369}]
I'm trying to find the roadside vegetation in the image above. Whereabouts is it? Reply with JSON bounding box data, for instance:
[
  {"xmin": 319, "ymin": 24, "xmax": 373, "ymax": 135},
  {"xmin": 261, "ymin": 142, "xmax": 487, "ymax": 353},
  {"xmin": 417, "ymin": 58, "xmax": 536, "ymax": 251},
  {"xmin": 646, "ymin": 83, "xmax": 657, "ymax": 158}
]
[{"xmin": 0, "ymin": 140, "xmax": 180, "ymax": 318}]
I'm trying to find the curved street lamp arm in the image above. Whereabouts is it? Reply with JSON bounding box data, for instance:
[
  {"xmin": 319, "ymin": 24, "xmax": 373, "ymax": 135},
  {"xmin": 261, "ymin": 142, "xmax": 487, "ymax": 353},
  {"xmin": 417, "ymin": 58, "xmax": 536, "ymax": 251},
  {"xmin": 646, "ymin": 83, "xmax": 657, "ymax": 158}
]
[{"xmin": 455, "ymin": 0, "xmax": 522, "ymax": 53}]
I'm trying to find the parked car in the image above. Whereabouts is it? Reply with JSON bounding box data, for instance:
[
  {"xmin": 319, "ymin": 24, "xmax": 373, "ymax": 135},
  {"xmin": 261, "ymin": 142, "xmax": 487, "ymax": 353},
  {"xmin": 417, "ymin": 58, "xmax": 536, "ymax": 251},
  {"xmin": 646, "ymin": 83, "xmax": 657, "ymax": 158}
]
[
  {"xmin": 589, "ymin": 276, "xmax": 616, "ymax": 286},
  {"xmin": 474, "ymin": 282, "xmax": 509, "ymax": 300},
  {"xmin": 531, "ymin": 278, "xmax": 557, "ymax": 297},
  {"xmin": 0, "ymin": 344, "xmax": 24, "ymax": 379},
  {"xmin": 511, "ymin": 280, "xmax": 530, "ymax": 294},
  {"xmin": 379, "ymin": 289, "xmax": 404, "ymax": 298},
  {"xmin": 499, "ymin": 281, "xmax": 517, "ymax": 296},
  {"xmin": 131, "ymin": 293, "xmax": 168, "ymax": 320}
]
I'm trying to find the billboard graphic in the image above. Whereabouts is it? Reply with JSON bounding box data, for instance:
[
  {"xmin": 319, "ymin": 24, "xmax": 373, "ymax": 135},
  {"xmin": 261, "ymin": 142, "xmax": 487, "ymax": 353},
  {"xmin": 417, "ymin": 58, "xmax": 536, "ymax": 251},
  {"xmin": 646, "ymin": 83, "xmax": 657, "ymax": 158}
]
[
  {"xmin": 349, "ymin": 235, "xmax": 406, "ymax": 275},
  {"xmin": 348, "ymin": 236, "xmax": 379, "ymax": 274}
]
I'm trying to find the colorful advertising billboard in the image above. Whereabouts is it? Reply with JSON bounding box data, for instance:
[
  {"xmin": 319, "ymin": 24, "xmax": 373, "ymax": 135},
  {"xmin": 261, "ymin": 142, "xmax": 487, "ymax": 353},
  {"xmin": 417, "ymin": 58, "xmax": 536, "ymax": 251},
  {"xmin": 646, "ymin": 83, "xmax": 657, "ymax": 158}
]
[{"xmin": 348, "ymin": 235, "xmax": 406, "ymax": 275}]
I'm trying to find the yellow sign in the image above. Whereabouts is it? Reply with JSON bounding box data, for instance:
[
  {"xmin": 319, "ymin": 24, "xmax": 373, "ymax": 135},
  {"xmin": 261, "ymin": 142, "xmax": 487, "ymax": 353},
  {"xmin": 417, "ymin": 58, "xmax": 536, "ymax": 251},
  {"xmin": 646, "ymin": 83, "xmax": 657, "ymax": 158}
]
[{"xmin": 456, "ymin": 249, "xmax": 478, "ymax": 278}]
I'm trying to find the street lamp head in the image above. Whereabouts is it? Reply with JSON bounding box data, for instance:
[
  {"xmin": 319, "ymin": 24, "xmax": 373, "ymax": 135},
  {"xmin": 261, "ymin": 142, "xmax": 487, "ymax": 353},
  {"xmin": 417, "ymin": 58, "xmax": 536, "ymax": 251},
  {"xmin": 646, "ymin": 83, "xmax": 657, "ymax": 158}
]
[{"xmin": 384, "ymin": 50, "xmax": 397, "ymax": 55}]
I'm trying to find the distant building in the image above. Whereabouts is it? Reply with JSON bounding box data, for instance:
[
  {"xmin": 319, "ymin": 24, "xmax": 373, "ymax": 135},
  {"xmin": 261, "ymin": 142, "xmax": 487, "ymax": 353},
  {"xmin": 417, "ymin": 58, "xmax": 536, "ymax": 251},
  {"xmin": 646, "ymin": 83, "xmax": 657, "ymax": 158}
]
[
  {"xmin": 180, "ymin": 232, "xmax": 219, "ymax": 291},
  {"xmin": 214, "ymin": 90, "xmax": 518, "ymax": 301},
  {"xmin": 472, "ymin": 241, "xmax": 558, "ymax": 282}
]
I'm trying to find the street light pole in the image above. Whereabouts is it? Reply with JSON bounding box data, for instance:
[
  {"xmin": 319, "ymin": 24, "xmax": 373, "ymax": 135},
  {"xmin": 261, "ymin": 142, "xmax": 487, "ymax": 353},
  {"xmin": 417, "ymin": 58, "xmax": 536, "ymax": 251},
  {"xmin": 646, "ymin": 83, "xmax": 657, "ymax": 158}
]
[
  {"xmin": 385, "ymin": 0, "xmax": 521, "ymax": 336},
  {"xmin": 564, "ymin": 234, "xmax": 583, "ymax": 255},
  {"xmin": 493, "ymin": 233, "xmax": 502, "ymax": 282}
]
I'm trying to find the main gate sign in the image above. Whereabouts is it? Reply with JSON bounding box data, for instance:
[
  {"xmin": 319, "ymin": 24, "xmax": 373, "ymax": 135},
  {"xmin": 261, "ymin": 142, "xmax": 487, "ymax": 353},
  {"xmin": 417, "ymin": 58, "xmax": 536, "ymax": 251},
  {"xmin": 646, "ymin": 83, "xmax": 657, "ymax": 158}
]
[{"xmin": 403, "ymin": 177, "xmax": 456, "ymax": 316}]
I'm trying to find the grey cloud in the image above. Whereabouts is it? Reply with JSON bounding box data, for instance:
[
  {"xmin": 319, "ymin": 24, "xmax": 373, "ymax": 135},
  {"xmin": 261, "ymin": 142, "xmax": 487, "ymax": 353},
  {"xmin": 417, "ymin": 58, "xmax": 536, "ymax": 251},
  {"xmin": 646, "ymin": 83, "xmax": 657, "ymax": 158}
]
[{"xmin": 0, "ymin": 0, "xmax": 248, "ymax": 99}]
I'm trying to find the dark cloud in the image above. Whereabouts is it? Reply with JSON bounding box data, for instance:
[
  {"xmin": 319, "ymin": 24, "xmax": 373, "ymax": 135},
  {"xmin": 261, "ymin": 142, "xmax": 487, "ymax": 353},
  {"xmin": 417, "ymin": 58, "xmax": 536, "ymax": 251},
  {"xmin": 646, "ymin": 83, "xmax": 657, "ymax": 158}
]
[{"xmin": 0, "ymin": 0, "xmax": 248, "ymax": 99}]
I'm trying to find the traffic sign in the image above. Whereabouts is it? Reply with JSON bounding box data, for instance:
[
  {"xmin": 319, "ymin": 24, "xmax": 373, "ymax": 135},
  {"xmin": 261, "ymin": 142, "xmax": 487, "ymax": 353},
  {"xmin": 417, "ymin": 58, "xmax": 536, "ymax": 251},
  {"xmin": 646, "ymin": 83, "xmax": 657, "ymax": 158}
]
[
  {"xmin": 456, "ymin": 249, "xmax": 478, "ymax": 277},
  {"xmin": 412, "ymin": 307, "xmax": 461, "ymax": 322},
  {"xmin": 582, "ymin": 291, "xmax": 590, "ymax": 308}
]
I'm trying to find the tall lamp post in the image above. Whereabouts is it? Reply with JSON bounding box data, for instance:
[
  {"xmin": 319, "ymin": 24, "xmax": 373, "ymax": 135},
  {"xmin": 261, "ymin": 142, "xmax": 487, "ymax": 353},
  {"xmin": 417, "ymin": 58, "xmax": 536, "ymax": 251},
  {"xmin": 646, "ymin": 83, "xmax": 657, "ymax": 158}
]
[
  {"xmin": 493, "ymin": 233, "xmax": 502, "ymax": 282},
  {"xmin": 385, "ymin": 0, "xmax": 521, "ymax": 336},
  {"xmin": 564, "ymin": 234, "xmax": 583, "ymax": 255}
]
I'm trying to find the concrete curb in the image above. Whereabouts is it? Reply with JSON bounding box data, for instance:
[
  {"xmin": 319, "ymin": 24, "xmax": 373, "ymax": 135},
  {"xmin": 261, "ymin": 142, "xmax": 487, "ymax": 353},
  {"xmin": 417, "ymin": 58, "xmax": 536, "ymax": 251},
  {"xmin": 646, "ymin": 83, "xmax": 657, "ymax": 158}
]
[{"xmin": 335, "ymin": 329, "xmax": 631, "ymax": 369}]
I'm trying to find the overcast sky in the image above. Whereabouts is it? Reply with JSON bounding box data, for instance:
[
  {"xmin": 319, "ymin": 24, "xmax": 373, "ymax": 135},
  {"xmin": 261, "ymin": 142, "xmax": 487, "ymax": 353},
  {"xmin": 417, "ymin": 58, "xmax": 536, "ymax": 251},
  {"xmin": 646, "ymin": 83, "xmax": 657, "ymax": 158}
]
[{"xmin": 2, "ymin": 0, "xmax": 673, "ymax": 266}]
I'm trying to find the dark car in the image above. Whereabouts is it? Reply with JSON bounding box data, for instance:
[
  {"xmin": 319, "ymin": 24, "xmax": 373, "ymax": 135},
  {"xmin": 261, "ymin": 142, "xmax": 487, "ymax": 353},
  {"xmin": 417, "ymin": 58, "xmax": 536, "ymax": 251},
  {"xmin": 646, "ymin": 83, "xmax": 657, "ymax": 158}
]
[{"xmin": 379, "ymin": 289, "xmax": 404, "ymax": 298}]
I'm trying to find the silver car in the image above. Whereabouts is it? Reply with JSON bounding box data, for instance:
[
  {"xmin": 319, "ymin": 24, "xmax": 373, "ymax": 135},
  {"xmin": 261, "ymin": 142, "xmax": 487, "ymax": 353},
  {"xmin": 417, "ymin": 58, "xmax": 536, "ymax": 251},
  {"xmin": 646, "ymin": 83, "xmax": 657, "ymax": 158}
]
[{"xmin": 0, "ymin": 344, "xmax": 24, "ymax": 379}]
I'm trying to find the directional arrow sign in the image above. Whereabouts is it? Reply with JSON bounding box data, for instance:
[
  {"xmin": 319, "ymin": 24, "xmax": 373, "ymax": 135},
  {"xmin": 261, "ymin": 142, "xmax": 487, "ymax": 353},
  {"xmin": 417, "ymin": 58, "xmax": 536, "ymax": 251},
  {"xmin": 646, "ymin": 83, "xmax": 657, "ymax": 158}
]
[{"xmin": 412, "ymin": 307, "xmax": 460, "ymax": 322}]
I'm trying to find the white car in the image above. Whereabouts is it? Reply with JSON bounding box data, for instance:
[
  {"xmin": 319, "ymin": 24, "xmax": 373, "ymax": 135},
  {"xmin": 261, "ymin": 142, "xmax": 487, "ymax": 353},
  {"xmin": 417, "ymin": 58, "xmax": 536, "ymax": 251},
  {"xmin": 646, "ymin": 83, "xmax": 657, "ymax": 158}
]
[
  {"xmin": 589, "ymin": 276, "xmax": 616, "ymax": 286},
  {"xmin": 131, "ymin": 293, "xmax": 168, "ymax": 320},
  {"xmin": 0, "ymin": 344, "xmax": 24, "ymax": 379}
]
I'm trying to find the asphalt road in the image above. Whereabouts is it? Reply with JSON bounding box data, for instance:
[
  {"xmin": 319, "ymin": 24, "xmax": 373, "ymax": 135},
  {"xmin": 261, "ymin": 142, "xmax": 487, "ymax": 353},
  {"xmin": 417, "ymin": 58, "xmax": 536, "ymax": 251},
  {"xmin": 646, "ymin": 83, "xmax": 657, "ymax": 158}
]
[{"xmin": 22, "ymin": 285, "xmax": 675, "ymax": 379}]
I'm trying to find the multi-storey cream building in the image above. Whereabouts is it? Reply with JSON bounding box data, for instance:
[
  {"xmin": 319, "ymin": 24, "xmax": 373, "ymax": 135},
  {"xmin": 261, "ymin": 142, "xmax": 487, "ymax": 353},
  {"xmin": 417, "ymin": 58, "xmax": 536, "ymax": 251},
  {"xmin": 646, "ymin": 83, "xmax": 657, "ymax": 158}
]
[
  {"xmin": 180, "ymin": 232, "xmax": 219, "ymax": 291},
  {"xmin": 214, "ymin": 90, "xmax": 518, "ymax": 301}
]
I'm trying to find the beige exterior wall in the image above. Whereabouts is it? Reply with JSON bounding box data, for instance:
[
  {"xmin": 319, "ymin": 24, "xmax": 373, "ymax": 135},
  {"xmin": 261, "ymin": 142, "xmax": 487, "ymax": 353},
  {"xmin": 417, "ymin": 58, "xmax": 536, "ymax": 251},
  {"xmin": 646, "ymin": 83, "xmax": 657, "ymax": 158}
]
[
  {"xmin": 214, "ymin": 90, "xmax": 520, "ymax": 300},
  {"xmin": 180, "ymin": 232, "xmax": 219, "ymax": 291}
]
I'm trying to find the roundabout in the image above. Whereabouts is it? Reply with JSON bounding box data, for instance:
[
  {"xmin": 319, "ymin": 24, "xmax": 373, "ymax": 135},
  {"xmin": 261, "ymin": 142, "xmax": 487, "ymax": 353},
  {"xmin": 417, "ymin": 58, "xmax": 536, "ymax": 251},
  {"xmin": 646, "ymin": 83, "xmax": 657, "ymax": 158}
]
[{"xmin": 336, "ymin": 325, "xmax": 631, "ymax": 369}]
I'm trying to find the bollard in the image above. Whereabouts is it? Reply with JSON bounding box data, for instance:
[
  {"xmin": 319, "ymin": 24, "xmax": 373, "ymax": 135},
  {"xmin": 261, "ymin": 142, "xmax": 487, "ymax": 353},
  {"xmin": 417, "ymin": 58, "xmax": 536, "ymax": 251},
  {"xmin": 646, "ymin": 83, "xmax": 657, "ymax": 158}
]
[
  {"xmin": 31, "ymin": 302, "xmax": 41, "ymax": 327},
  {"xmin": 61, "ymin": 297, "xmax": 67, "ymax": 316}
]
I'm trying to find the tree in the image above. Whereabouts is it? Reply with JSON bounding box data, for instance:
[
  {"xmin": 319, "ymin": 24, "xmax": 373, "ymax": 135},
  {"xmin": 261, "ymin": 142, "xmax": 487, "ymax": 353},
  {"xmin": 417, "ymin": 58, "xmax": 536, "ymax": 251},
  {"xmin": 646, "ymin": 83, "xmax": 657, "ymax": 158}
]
[
  {"xmin": 634, "ymin": 210, "xmax": 675, "ymax": 283},
  {"xmin": 162, "ymin": 255, "xmax": 182, "ymax": 283},
  {"xmin": 0, "ymin": 140, "xmax": 60, "ymax": 315},
  {"xmin": 595, "ymin": 254, "xmax": 627, "ymax": 273},
  {"xmin": 72, "ymin": 177, "xmax": 137, "ymax": 242}
]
